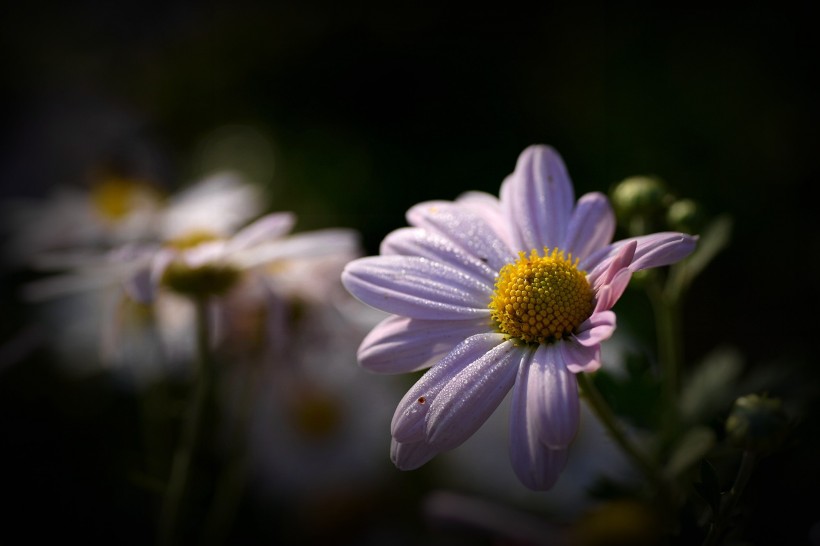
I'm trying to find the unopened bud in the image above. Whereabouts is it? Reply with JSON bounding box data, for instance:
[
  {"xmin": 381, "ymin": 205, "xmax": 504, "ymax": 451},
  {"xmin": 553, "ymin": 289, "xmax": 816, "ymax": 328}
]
[
  {"xmin": 725, "ymin": 394, "xmax": 788, "ymax": 454},
  {"xmin": 611, "ymin": 176, "xmax": 669, "ymax": 219},
  {"xmin": 666, "ymin": 198, "xmax": 704, "ymax": 234}
]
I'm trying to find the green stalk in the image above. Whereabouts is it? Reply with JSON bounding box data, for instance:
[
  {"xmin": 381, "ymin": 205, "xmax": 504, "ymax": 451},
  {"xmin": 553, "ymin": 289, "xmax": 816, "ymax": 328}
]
[
  {"xmin": 702, "ymin": 450, "xmax": 756, "ymax": 546},
  {"xmin": 201, "ymin": 363, "xmax": 258, "ymax": 546},
  {"xmin": 646, "ymin": 275, "xmax": 684, "ymax": 446},
  {"xmin": 577, "ymin": 373, "xmax": 673, "ymax": 507},
  {"xmin": 158, "ymin": 296, "xmax": 213, "ymax": 546}
]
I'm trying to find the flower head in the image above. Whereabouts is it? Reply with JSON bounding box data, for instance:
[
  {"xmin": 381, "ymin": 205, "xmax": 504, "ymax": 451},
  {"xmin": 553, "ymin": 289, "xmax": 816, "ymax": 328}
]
[
  {"xmin": 20, "ymin": 172, "xmax": 361, "ymax": 386},
  {"xmin": 1, "ymin": 173, "xmax": 164, "ymax": 266},
  {"xmin": 341, "ymin": 145, "xmax": 697, "ymax": 490}
]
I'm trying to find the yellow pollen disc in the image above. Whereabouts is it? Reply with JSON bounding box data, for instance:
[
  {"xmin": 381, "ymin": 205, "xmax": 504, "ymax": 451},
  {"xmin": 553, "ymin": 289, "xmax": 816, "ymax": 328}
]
[{"xmin": 489, "ymin": 248, "xmax": 594, "ymax": 344}]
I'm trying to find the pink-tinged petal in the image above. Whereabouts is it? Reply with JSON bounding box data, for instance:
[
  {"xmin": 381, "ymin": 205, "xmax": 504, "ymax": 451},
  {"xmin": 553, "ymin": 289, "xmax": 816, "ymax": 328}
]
[
  {"xmin": 380, "ymin": 227, "xmax": 497, "ymax": 284},
  {"xmin": 358, "ymin": 315, "xmax": 490, "ymax": 374},
  {"xmin": 226, "ymin": 212, "xmax": 295, "ymax": 252},
  {"xmin": 594, "ymin": 268, "xmax": 632, "ymax": 312},
  {"xmin": 562, "ymin": 192, "xmax": 615, "ymax": 262},
  {"xmin": 583, "ymin": 232, "xmax": 697, "ymax": 277},
  {"xmin": 391, "ymin": 439, "xmax": 439, "ymax": 470},
  {"xmin": 501, "ymin": 145, "xmax": 575, "ymax": 252},
  {"xmin": 561, "ymin": 340, "xmax": 602, "ymax": 373},
  {"xmin": 587, "ymin": 240, "xmax": 637, "ymax": 290},
  {"xmin": 575, "ymin": 310, "xmax": 617, "ymax": 348},
  {"xmin": 527, "ymin": 344, "xmax": 581, "ymax": 449},
  {"xmin": 406, "ymin": 201, "xmax": 514, "ymax": 271},
  {"xmin": 509, "ymin": 350, "xmax": 570, "ymax": 490},
  {"xmin": 341, "ymin": 256, "xmax": 492, "ymax": 320},
  {"xmin": 391, "ymin": 333, "xmax": 508, "ymax": 443},
  {"xmin": 425, "ymin": 340, "xmax": 520, "ymax": 450}
]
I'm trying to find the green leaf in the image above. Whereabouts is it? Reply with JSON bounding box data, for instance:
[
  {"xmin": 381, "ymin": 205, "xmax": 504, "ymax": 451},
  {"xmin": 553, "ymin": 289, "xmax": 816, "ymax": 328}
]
[
  {"xmin": 665, "ymin": 425, "xmax": 716, "ymax": 478},
  {"xmin": 679, "ymin": 345, "xmax": 745, "ymax": 425},
  {"xmin": 668, "ymin": 213, "xmax": 733, "ymax": 297}
]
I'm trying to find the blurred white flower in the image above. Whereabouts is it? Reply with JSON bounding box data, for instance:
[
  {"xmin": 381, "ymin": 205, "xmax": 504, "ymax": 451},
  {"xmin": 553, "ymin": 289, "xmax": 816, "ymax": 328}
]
[
  {"xmin": 158, "ymin": 172, "xmax": 265, "ymax": 241},
  {"xmin": 157, "ymin": 212, "xmax": 405, "ymax": 506},
  {"xmin": 2, "ymin": 174, "xmax": 165, "ymax": 266},
  {"xmin": 241, "ymin": 278, "xmax": 402, "ymax": 502},
  {"xmin": 17, "ymin": 172, "xmax": 281, "ymax": 385}
]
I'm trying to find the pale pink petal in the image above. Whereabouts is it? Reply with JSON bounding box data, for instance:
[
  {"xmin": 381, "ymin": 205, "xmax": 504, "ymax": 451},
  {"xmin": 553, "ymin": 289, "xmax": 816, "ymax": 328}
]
[
  {"xmin": 391, "ymin": 438, "xmax": 439, "ymax": 470},
  {"xmin": 628, "ymin": 232, "xmax": 698, "ymax": 272},
  {"xmin": 455, "ymin": 190, "xmax": 502, "ymax": 213},
  {"xmin": 181, "ymin": 240, "xmax": 228, "ymax": 268},
  {"xmin": 391, "ymin": 333, "xmax": 508, "ymax": 443},
  {"xmin": 587, "ymin": 240, "xmax": 637, "ymax": 290},
  {"xmin": 357, "ymin": 315, "xmax": 490, "ymax": 374},
  {"xmin": 509, "ymin": 349, "xmax": 570, "ymax": 490},
  {"xmin": 527, "ymin": 344, "xmax": 581, "ymax": 449},
  {"xmin": 562, "ymin": 192, "xmax": 615, "ymax": 262},
  {"xmin": 425, "ymin": 340, "xmax": 520, "ymax": 450},
  {"xmin": 380, "ymin": 227, "xmax": 497, "ymax": 284},
  {"xmin": 406, "ymin": 201, "xmax": 514, "ymax": 271},
  {"xmin": 594, "ymin": 268, "xmax": 632, "ymax": 312},
  {"xmin": 574, "ymin": 310, "xmax": 616, "ymax": 348},
  {"xmin": 226, "ymin": 212, "xmax": 295, "ymax": 252},
  {"xmin": 341, "ymin": 256, "xmax": 492, "ymax": 320},
  {"xmin": 235, "ymin": 228, "xmax": 360, "ymax": 269},
  {"xmin": 454, "ymin": 191, "xmax": 515, "ymax": 248},
  {"xmin": 501, "ymin": 145, "xmax": 575, "ymax": 252},
  {"xmin": 583, "ymin": 232, "xmax": 697, "ymax": 277},
  {"xmin": 561, "ymin": 338, "xmax": 602, "ymax": 373}
]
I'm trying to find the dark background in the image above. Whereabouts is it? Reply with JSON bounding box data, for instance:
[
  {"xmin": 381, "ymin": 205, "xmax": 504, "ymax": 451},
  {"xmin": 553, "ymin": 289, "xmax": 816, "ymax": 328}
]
[{"xmin": 1, "ymin": 2, "xmax": 818, "ymax": 545}]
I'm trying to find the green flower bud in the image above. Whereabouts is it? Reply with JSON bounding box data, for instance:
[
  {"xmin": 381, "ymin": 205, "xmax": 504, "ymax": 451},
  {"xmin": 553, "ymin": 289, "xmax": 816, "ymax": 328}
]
[
  {"xmin": 666, "ymin": 198, "xmax": 704, "ymax": 234},
  {"xmin": 611, "ymin": 176, "xmax": 669, "ymax": 219},
  {"xmin": 725, "ymin": 394, "xmax": 788, "ymax": 454},
  {"xmin": 610, "ymin": 176, "xmax": 672, "ymax": 236}
]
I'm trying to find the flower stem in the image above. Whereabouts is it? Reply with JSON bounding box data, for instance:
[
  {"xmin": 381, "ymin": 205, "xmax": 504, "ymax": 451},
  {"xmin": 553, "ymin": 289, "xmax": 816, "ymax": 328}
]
[
  {"xmin": 201, "ymin": 364, "xmax": 258, "ymax": 545},
  {"xmin": 647, "ymin": 276, "xmax": 684, "ymax": 445},
  {"xmin": 576, "ymin": 373, "xmax": 672, "ymax": 504},
  {"xmin": 702, "ymin": 450, "xmax": 756, "ymax": 546},
  {"xmin": 158, "ymin": 296, "xmax": 213, "ymax": 546}
]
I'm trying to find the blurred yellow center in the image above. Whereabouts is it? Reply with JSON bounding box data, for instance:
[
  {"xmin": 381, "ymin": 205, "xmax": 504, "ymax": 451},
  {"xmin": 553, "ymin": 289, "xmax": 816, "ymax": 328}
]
[
  {"xmin": 91, "ymin": 177, "xmax": 140, "ymax": 219},
  {"xmin": 490, "ymin": 248, "xmax": 594, "ymax": 344},
  {"xmin": 90, "ymin": 176, "xmax": 161, "ymax": 220}
]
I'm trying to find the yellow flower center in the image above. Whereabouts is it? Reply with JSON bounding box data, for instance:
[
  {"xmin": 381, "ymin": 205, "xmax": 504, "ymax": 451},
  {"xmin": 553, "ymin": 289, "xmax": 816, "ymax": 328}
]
[{"xmin": 489, "ymin": 248, "xmax": 594, "ymax": 344}]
